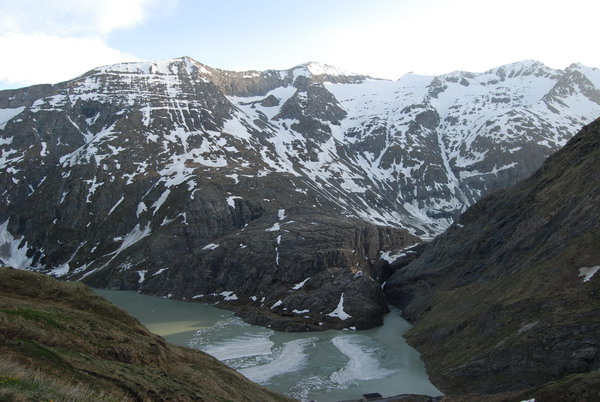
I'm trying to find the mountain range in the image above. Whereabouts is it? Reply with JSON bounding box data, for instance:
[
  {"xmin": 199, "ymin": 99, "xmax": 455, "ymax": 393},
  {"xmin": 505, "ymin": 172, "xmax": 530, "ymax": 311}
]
[{"xmin": 1, "ymin": 57, "xmax": 599, "ymax": 330}]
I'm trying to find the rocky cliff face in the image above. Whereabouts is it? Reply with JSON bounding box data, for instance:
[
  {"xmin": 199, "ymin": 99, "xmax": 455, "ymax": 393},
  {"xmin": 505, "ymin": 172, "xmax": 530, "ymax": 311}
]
[
  {"xmin": 0, "ymin": 267, "xmax": 293, "ymax": 402},
  {"xmin": 1, "ymin": 57, "xmax": 599, "ymax": 330},
  {"xmin": 385, "ymin": 117, "xmax": 600, "ymax": 394}
]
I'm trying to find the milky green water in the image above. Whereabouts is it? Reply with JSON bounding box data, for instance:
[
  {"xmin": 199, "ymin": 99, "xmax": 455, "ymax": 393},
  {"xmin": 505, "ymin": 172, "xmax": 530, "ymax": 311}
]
[{"xmin": 96, "ymin": 290, "xmax": 442, "ymax": 402}]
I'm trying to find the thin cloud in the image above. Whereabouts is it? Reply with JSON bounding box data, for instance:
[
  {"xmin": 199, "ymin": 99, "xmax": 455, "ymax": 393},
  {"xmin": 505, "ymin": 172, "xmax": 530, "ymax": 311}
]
[
  {"xmin": 0, "ymin": 34, "xmax": 139, "ymax": 86},
  {"xmin": 315, "ymin": 0, "xmax": 599, "ymax": 79},
  {"xmin": 0, "ymin": 0, "xmax": 170, "ymax": 88},
  {"xmin": 1, "ymin": 0, "xmax": 160, "ymax": 36}
]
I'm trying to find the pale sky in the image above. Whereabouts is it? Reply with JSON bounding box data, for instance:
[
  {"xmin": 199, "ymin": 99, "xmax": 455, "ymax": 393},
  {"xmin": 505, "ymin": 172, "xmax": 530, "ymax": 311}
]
[{"xmin": 0, "ymin": 0, "xmax": 597, "ymax": 90}]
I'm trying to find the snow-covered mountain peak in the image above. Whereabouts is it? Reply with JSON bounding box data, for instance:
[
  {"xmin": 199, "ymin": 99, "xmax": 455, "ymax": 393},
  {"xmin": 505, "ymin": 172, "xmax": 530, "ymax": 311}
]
[
  {"xmin": 305, "ymin": 61, "xmax": 356, "ymax": 76},
  {"xmin": 290, "ymin": 61, "xmax": 364, "ymax": 79},
  {"xmin": 565, "ymin": 63, "xmax": 600, "ymax": 88},
  {"xmin": 397, "ymin": 71, "xmax": 434, "ymax": 82},
  {"xmin": 482, "ymin": 59, "xmax": 558, "ymax": 79}
]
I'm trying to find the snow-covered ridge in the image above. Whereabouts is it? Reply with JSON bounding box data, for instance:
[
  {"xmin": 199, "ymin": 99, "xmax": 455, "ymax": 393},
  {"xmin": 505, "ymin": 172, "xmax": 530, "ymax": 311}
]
[
  {"xmin": 82, "ymin": 57, "xmax": 367, "ymax": 88},
  {"xmin": 91, "ymin": 56, "xmax": 210, "ymax": 77},
  {"xmin": 481, "ymin": 59, "xmax": 560, "ymax": 78},
  {"xmin": 82, "ymin": 57, "xmax": 581, "ymax": 86},
  {"xmin": 292, "ymin": 61, "xmax": 361, "ymax": 78}
]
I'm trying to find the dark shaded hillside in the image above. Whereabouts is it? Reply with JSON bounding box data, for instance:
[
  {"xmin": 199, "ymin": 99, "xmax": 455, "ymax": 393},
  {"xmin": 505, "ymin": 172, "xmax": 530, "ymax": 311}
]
[
  {"xmin": 385, "ymin": 117, "xmax": 600, "ymax": 396},
  {"xmin": 0, "ymin": 267, "xmax": 294, "ymax": 402}
]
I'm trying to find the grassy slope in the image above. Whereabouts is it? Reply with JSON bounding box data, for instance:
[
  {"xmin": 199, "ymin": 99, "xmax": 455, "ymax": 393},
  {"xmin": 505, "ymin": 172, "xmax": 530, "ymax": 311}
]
[{"xmin": 0, "ymin": 267, "xmax": 294, "ymax": 402}]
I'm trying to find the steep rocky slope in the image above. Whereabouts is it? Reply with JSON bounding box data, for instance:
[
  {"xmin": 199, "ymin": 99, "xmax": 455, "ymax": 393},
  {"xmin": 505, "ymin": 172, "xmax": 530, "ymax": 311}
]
[
  {"xmin": 385, "ymin": 117, "xmax": 600, "ymax": 395},
  {"xmin": 0, "ymin": 267, "xmax": 293, "ymax": 401},
  {"xmin": 1, "ymin": 57, "xmax": 599, "ymax": 330}
]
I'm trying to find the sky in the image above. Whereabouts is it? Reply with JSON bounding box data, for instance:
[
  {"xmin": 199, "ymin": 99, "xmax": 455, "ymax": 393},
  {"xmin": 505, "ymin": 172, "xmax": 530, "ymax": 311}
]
[{"xmin": 0, "ymin": 0, "xmax": 598, "ymax": 90}]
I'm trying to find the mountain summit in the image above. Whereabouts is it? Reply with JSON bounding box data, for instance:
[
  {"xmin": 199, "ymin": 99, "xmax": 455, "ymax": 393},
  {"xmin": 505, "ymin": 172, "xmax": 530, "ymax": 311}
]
[{"xmin": 1, "ymin": 57, "xmax": 599, "ymax": 329}]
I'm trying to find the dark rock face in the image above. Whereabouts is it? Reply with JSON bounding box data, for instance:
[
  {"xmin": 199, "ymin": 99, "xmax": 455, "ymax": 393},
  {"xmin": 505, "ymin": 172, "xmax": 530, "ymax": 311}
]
[
  {"xmin": 275, "ymin": 83, "xmax": 347, "ymax": 138},
  {"xmin": 83, "ymin": 208, "xmax": 418, "ymax": 330},
  {"xmin": 1, "ymin": 57, "xmax": 599, "ymax": 331},
  {"xmin": 204, "ymin": 61, "xmax": 369, "ymax": 97},
  {"xmin": 385, "ymin": 118, "xmax": 600, "ymax": 394}
]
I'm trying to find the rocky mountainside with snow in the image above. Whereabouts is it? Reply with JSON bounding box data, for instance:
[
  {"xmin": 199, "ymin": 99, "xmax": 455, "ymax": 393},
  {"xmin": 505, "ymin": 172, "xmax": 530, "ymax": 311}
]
[
  {"xmin": 1, "ymin": 57, "xmax": 599, "ymax": 330},
  {"xmin": 385, "ymin": 117, "xmax": 600, "ymax": 395}
]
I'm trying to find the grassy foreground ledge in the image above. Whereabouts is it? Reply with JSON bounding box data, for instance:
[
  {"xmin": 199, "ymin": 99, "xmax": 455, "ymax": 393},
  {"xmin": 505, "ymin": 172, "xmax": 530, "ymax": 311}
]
[{"xmin": 0, "ymin": 267, "xmax": 294, "ymax": 402}]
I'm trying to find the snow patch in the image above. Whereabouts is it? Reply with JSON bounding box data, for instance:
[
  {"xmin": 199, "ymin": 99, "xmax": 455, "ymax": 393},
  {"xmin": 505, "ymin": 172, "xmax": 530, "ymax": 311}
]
[
  {"xmin": 226, "ymin": 196, "xmax": 242, "ymax": 208},
  {"xmin": 380, "ymin": 244, "xmax": 420, "ymax": 263},
  {"xmin": 222, "ymin": 114, "xmax": 252, "ymax": 140},
  {"xmin": 275, "ymin": 234, "xmax": 282, "ymax": 265},
  {"xmin": 117, "ymin": 225, "xmax": 151, "ymax": 255},
  {"xmin": 40, "ymin": 142, "xmax": 48, "ymax": 157},
  {"xmin": 136, "ymin": 202, "xmax": 147, "ymax": 217},
  {"xmin": 49, "ymin": 243, "xmax": 86, "ymax": 277},
  {"xmin": 380, "ymin": 250, "xmax": 405, "ymax": 264},
  {"xmin": 151, "ymin": 189, "xmax": 171, "ymax": 213},
  {"xmin": 0, "ymin": 107, "xmax": 26, "ymax": 129},
  {"xmin": 327, "ymin": 293, "xmax": 351, "ymax": 320},
  {"xmin": 579, "ymin": 266, "xmax": 600, "ymax": 282},
  {"xmin": 50, "ymin": 263, "xmax": 70, "ymax": 277},
  {"xmin": 84, "ymin": 177, "xmax": 103, "ymax": 203},
  {"xmin": 219, "ymin": 291, "xmax": 239, "ymax": 301},
  {"xmin": 266, "ymin": 222, "xmax": 280, "ymax": 232},
  {"xmin": 0, "ymin": 220, "xmax": 34, "ymax": 269},
  {"xmin": 518, "ymin": 320, "xmax": 539, "ymax": 335},
  {"xmin": 226, "ymin": 173, "xmax": 239, "ymax": 184},
  {"xmin": 202, "ymin": 243, "xmax": 219, "ymax": 250},
  {"xmin": 107, "ymin": 196, "xmax": 124, "ymax": 216},
  {"xmin": 292, "ymin": 277, "xmax": 310, "ymax": 290}
]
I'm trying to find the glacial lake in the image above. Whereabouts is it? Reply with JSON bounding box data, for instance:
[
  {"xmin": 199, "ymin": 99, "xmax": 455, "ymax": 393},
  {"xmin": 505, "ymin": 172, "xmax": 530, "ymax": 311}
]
[{"xmin": 95, "ymin": 290, "xmax": 442, "ymax": 401}]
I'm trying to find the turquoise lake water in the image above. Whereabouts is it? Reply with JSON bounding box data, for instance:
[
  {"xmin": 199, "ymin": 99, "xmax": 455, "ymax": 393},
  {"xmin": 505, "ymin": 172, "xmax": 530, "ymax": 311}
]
[{"xmin": 95, "ymin": 289, "xmax": 442, "ymax": 401}]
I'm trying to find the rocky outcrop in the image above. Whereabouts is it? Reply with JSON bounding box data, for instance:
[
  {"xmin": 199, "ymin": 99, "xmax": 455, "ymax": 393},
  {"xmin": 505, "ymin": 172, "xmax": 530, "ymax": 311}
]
[
  {"xmin": 81, "ymin": 207, "xmax": 419, "ymax": 331},
  {"xmin": 0, "ymin": 267, "xmax": 293, "ymax": 402},
  {"xmin": 385, "ymin": 117, "xmax": 600, "ymax": 395}
]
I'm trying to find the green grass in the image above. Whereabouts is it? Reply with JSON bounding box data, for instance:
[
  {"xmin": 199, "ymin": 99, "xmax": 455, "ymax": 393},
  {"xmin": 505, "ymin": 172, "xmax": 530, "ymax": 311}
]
[
  {"xmin": 0, "ymin": 309, "xmax": 65, "ymax": 330},
  {"xmin": 0, "ymin": 358, "xmax": 122, "ymax": 402}
]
